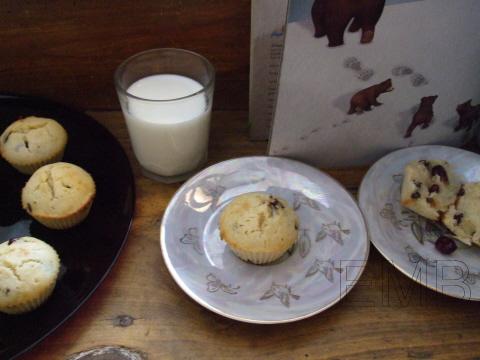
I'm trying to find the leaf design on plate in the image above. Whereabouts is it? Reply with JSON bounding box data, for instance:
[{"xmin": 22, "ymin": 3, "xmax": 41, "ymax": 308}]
[
  {"xmin": 206, "ymin": 273, "xmax": 217, "ymax": 282},
  {"xmin": 425, "ymin": 221, "xmax": 440, "ymax": 236},
  {"xmin": 279, "ymin": 293, "xmax": 290, "ymax": 308},
  {"xmin": 260, "ymin": 283, "xmax": 300, "ymax": 307},
  {"xmin": 206, "ymin": 273, "xmax": 239, "ymax": 294},
  {"xmin": 323, "ymin": 267, "xmax": 334, "ymax": 282},
  {"xmin": 411, "ymin": 222, "xmax": 424, "ymax": 244},
  {"xmin": 405, "ymin": 246, "xmax": 436, "ymax": 267},
  {"xmin": 221, "ymin": 284, "xmax": 240, "ymax": 295},
  {"xmin": 306, "ymin": 261, "xmax": 320, "ymax": 277},
  {"xmin": 306, "ymin": 198, "xmax": 321, "ymax": 210},
  {"xmin": 298, "ymin": 230, "xmax": 311, "ymax": 258},
  {"xmin": 293, "ymin": 193, "xmax": 321, "ymax": 211},
  {"xmin": 331, "ymin": 231, "xmax": 344, "ymax": 246},
  {"xmin": 306, "ymin": 259, "xmax": 342, "ymax": 282},
  {"xmin": 316, "ymin": 230, "xmax": 327, "ymax": 242},
  {"xmin": 293, "ymin": 194, "xmax": 302, "ymax": 211},
  {"xmin": 260, "ymin": 288, "xmax": 275, "ymax": 300},
  {"xmin": 319, "ymin": 222, "xmax": 350, "ymax": 246},
  {"xmin": 207, "ymin": 281, "xmax": 220, "ymax": 293},
  {"xmin": 453, "ymin": 266, "xmax": 480, "ymax": 286},
  {"xmin": 407, "ymin": 250, "xmax": 420, "ymax": 263},
  {"xmin": 180, "ymin": 227, "xmax": 203, "ymax": 254},
  {"xmin": 193, "ymin": 241, "xmax": 203, "ymax": 255}
]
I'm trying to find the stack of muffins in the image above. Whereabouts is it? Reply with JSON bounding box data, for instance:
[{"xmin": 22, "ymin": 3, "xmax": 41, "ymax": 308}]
[{"xmin": 0, "ymin": 116, "xmax": 96, "ymax": 314}]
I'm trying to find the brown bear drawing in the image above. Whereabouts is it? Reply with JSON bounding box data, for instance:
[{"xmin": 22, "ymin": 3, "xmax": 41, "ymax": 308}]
[
  {"xmin": 311, "ymin": 0, "xmax": 386, "ymax": 47},
  {"xmin": 404, "ymin": 96, "xmax": 438, "ymax": 138},
  {"xmin": 455, "ymin": 100, "xmax": 480, "ymax": 132},
  {"xmin": 348, "ymin": 79, "xmax": 393, "ymax": 115}
]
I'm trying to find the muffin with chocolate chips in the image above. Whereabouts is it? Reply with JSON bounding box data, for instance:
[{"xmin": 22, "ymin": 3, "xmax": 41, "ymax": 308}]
[
  {"xmin": 219, "ymin": 192, "xmax": 299, "ymax": 264},
  {"xmin": 443, "ymin": 183, "xmax": 480, "ymax": 246},
  {"xmin": 22, "ymin": 162, "xmax": 96, "ymax": 229},
  {"xmin": 0, "ymin": 116, "xmax": 68, "ymax": 174},
  {"xmin": 0, "ymin": 236, "xmax": 60, "ymax": 314},
  {"xmin": 400, "ymin": 160, "xmax": 460, "ymax": 221}
]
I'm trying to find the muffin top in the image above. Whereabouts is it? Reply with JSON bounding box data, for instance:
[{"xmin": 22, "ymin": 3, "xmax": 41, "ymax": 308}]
[
  {"xmin": 22, "ymin": 162, "xmax": 96, "ymax": 218},
  {"xmin": 0, "ymin": 116, "xmax": 67, "ymax": 165},
  {"xmin": 219, "ymin": 192, "xmax": 299, "ymax": 253},
  {"xmin": 0, "ymin": 236, "xmax": 60, "ymax": 308}
]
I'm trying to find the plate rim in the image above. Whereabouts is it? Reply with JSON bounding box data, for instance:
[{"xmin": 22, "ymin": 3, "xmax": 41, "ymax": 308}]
[
  {"xmin": 0, "ymin": 93, "xmax": 136, "ymax": 359},
  {"xmin": 358, "ymin": 144, "xmax": 480, "ymax": 302},
  {"xmin": 160, "ymin": 155, "xmax": 370, "ymax": 324}
]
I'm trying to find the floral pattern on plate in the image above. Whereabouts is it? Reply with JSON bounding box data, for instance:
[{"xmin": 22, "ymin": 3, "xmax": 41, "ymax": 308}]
[
  {"xmin": 260, "ymin": 283, "xmax": 300, "ymax": 308},
  {"xmin": 206, "ymin": 273, "xmax": 240, "ymax": 295}
]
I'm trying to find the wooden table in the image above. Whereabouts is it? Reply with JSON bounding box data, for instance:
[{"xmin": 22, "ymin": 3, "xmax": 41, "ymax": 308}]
[{"xmin": 23, "ymin": 111, "xmax": 480, "ymax": 360}]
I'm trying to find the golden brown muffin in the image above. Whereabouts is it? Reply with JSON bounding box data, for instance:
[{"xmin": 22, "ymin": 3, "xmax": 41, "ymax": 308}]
[
  {"xmin": 0, "ymin": 236, "xmax": 60, "ymax": 314},
  {"xmin": 219, "ymin": 192, "xmax": 299, "ymax": 264},
  {"xmin": 0, "ymin": 116, "xmax": 68, "ymax": 174},
  {"xmin": 22, "ymin": 162, "xmax": 96, "ymax": 229}
]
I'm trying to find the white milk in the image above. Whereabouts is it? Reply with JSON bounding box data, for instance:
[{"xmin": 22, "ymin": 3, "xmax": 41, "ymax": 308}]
[{"xmin": 124, "ymin": 74, "xmax": 211, "ymax": 177}]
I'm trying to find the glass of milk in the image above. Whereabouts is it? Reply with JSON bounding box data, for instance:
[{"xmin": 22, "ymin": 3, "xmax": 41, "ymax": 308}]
[{"xmin": 115, "ymin": 48, "xmax": 215, "ymax": 183}]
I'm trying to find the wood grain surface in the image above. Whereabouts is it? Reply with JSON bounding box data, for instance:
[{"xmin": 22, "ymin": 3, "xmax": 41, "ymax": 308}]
[
  {"xmin": 0, "ymin": 0, "xmax": 250, "ymax": 111},
  {"xmin": 19, "ymin": 111, "xmax": 480, "ymax": 360}
]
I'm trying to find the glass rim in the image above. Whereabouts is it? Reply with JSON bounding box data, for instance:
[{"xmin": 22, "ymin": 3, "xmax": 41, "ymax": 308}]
[{"xmin": 114, "ymin": 48, "xmax": 215, "ymax": 102}]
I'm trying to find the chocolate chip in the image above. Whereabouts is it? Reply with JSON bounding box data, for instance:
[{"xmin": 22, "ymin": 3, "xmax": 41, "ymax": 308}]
[
  {"xmin": 454, "ymin": 213, "xmax": 464, "ymax": 225},
  {"xmin": 24, "ymin": 139, "xmax": 29, "ymax": 149},
  {"xmin": 268, "ymin": 197, "xmax": 284, "ymax": 209},
  {"xmin": 457, "ymin": 187, "xmax": 465, "ymax": 197},
  {"xmin": 7, "ymin": 238, "xmax": 18, "ymax": 245},
  {"xmin": 429, "ymin": 184, "xmax": 440, "ymax": 193},
  {"xmin": 426, "ymin": 197, "xmax": 434, "ymax": 204},
  {"xmin": 27, "ymin": 203, "xmax": 32, "ymax": 213},
  {"xmin": 5, "ymin": 288, "xmax": 10, "ymax": 295},
  {"xmin": 414, "ymin": 181, "xmax": 422, "ymax": 188},
  {"xmin": 411, "ymin": 191, "xmax": 421, "ymax": 199},
  {"xmin": 431, "ymin": 165, "xmax": 449, "ymax": 184}
]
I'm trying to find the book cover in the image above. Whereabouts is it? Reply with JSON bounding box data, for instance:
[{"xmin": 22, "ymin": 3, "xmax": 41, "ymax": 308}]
[{"xmin": 269, "ymin": 0, "xmax": 480, "ymax": 167}]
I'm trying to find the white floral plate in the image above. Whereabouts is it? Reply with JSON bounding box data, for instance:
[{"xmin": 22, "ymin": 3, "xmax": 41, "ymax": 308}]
[
  {"xmin": 160, "ymin": 156, "xmax": 369, "ymax": 323},
  {"xmin": 359, "ymin": 145, "xmax": 480, "ymax": 301}
]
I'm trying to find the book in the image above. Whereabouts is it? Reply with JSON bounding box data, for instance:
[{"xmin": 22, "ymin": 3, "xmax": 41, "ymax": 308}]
[{"xmin": 269, "ymin": 0, "xmax": 480, "ymax": 167}]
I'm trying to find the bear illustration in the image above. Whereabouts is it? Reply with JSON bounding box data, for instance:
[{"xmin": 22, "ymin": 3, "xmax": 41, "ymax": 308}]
[
  {"xmin": 348, "ymin": 79, "xmax": 393, "ymax": 114},
  {"xmin": 312, "ymin": 0, "xmax": 386, "ymax": 47},
  {"xmin": 455, "ymin": 100, "xmax": 480, "ymax": 132},
  {"xmin": 404, "ymin": 96, "xmax": 438, "ymax": 138}
]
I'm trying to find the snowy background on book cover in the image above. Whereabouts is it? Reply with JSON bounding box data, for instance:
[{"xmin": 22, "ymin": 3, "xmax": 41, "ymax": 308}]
[{"xmin": 269, "ymin": 0, "xmax": 480, "ymax": 167}]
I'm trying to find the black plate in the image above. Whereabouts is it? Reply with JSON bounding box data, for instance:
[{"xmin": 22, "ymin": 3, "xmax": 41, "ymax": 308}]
[{"xmin": 0, "ymin": 94, "xmax": 135, "ymax": 359}]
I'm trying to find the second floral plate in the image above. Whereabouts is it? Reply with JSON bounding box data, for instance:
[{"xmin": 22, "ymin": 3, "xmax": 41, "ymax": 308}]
[
  {"xmin": 359, "ymin": 145, "xmax": 480, "ymax": 301},
  {"xmin": 160, "ymin": 156, "xmax": 369, "ymax": 323}
]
